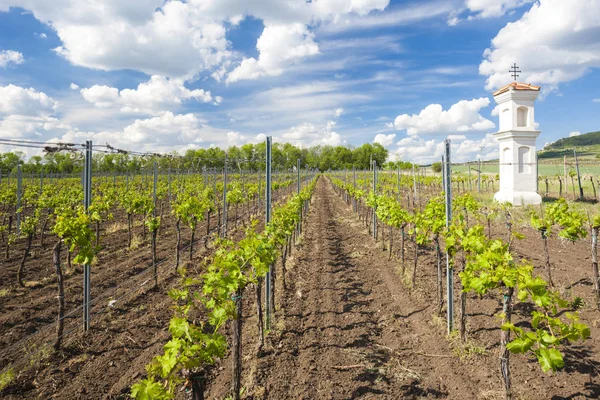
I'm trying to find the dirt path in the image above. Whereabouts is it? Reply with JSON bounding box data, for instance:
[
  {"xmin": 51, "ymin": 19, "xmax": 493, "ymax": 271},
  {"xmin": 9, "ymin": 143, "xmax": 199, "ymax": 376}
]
[{"xmin": 240, "ymin": 177, "xmax": 485, "ymax": 399}]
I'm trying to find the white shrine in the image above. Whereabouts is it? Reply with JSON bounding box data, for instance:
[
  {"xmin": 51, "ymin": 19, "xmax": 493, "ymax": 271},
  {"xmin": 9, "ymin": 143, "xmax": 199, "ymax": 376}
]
[{"xmin": 492, "ymin": 81, "xmax": 542, "ymax": 206}]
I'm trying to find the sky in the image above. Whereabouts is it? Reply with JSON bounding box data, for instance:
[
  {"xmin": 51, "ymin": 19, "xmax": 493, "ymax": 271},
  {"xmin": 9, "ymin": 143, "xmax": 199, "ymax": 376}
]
[{"xmin": 0, "ymin": 0, "xmax": 599, "ymax": 164}]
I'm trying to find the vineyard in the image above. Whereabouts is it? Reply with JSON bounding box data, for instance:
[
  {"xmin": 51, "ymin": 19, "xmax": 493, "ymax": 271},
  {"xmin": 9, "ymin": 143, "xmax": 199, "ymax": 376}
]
[{"xmin": 0, "ymin": 142, "xmax": 599, "ymax": 400}]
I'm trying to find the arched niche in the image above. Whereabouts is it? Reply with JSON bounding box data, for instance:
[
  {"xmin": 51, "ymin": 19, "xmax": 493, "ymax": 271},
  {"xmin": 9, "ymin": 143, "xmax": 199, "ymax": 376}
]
[
  {"xmin": 518, "ymin": 146, "xmax": 531, "ymax": 173},
  {"xmin": 517, "ymin": 106, "xmax": 528, "ymax": 127}
]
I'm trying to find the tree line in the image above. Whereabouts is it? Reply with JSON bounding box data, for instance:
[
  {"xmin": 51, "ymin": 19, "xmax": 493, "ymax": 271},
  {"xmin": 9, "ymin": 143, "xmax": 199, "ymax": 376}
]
[{"xmin": 0, "ymin": 142, "xmax": 403, "ymax": 175}]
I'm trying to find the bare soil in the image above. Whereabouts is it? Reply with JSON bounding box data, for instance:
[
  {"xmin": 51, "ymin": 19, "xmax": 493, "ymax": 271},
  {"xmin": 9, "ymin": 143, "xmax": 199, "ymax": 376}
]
[
  {"xmin": 206, "ymin": 177, "xmax": 599, "ymax": 400},
  {"xmin": 2, "ymin": 178, "xmax": 599, "ymax": 399}
]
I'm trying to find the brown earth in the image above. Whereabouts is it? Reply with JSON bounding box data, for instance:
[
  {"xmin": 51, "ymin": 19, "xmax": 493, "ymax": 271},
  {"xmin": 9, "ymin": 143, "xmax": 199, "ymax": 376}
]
[
  {"xmin": 2, "ymin": 177, "xmax": 600, "ymax": 399},
  {"xmin": 206, "ymin": 177, "xmax": 599, "ymax": 400},
  {"xmin": 0, "ymin": 185, "xmax": 294, "ymax": 399}
]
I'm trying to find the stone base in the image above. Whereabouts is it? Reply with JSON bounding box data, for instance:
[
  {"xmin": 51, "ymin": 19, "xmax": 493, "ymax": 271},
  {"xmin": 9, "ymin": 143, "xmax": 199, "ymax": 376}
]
[{"xmin": 494, "ymin": 190, "xmax": 542, "ymax": 206}]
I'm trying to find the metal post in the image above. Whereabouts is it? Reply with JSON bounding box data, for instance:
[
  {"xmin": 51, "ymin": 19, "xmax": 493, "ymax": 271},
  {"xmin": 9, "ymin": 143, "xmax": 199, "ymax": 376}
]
[
  {"xmin": 574, "ymin": 149, "xmax": 583, "ymax": 200},
  {"xmin": 153, "ymin": 162, "xmax": 158, "ymax": 216},
  {"xmin": 353, "ymin": 166, "xmax": 357, "ymax": 212},
  {"xmin": 444, "ymin": 139, "xmax": 453, "ymax": 334},
  {"xmin": 265, "ymin": 137, "xmax": 273, "ymax": 329},
  {"xmin": 222, "ymin": 155, "xmax": 228, "ymax": 238},
  {"xmin": 412, "ymin": 163, "xmax": 417, "ymax": 205},
  {"xmin": 478, "ymin": 159, "xmax": 482, "ymax": 193},
  {"xmin": 396, "ymin": 165, "xmax": 401, "ymax": 203},
  {"xmin": 16, "ymin": 165, "xmax": 22, "ymax": 235},
  {"xmin": 297, "ymin": 159, "xmax": 301, "ymax": 194},
  {"xmin": 372, "ymin": 160, "xmax": 377, "ymax": 240},
  {"xmin": 168, "ymin": 166, "xmax": 172, "ymax": 204},
  {"xmin": 468, "ymin": 164, "xmax": 472, "ymax": 191},
  {"xmin": 83, "ymin": 140, "xmax": 92, "ymax": 332}
]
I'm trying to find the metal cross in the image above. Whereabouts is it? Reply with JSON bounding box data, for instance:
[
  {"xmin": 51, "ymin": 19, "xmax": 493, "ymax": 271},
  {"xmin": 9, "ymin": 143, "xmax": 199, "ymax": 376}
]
[{"xmin": 509, "ymin": 63, "xmax": 521, "ymax": 81}]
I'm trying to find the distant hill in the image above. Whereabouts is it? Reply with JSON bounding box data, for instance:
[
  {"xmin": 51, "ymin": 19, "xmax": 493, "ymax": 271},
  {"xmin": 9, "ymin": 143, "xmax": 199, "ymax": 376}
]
[{"xmin": 538, "ymin": 130, "xmax": 600, "ymax": 160}]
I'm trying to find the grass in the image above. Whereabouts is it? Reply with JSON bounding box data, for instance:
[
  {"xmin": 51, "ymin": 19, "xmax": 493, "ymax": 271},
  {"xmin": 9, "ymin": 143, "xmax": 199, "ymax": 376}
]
[
  {"xmin": 0, "ymin": 367, "xmax": 14, "ymax": 391},
  {"xmin": 0, "ymin": 288, "xmax": 10, "ymax": 297},
  {"xmin": 129, "ymin": 234, "xmax": 143, "ymax": 250},
  {"xmin": 106, "ymin": 221, "xmax": 127, "ymax": 234}
]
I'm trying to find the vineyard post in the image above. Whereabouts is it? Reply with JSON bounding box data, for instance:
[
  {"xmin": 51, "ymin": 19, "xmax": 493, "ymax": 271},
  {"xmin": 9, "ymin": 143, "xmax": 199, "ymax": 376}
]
[
  {"xmin": 353, "ymin": 166, "xmax": 357, "ymax": 212},
  {"xmin": 574, "ymin": 149, "xmax": 583, "ymax": 200},
  {"xmin": 564, "ymin": 155, "xmax": 567, "ymax": 186},
  {"xmin": 441, "ymin": 156, "xmax": 446, "ymax": 196},
  {"xmin": 344, "ymin": 168, "xmax": 347, "ymax": 203},
  {"xmin": 222, "ymin": 154, "xmax": 228, "ymax": 238},
  {"xmin": 444, "ymin": 139, "xmax": 454, "ymax": 334},
  {"xmin": 83, "ymin": 140, "xmax": 92, "ymax": 332},
  {"xmin": 478, "ymin": 159, "xmax": 482, "ymax": 193},
  {"xmin": 396, "ymin": 165, "xmax": 400, "ymax": 203},
  {"xmin": 372, "ymin": 160, "xmax": 377, "ymax": 240},
  {"xmin": 412, "ymin": 163, "xmax": 417, "ymax": 207},
  {"xmin": 265, "ymin": 136, "xmax": 273, "ymax": 329},
  {"xmin": 40, "ymin": 168, "xmax": 43, "ymax": 194},
  {"xmin": 297, "ymin": 159, "xmax": 301, "ymax": 236},
  {"xmin": 153, "ymin": 161, "xmax": 158, "ymax": 287},
  {"xmin": 16, "ymin": 164, "xmax": 22, "ymax": 235},
  {"xmin": 168, "ymin": 166, "xmax": 171, "ymax": 204},
  {"xmin": 468, "ymin": 164, "xmax": 472, "ymax": 190},
  {"xmin": 297, "ymin": 159, "xmax": 301, "ymax": 194}
]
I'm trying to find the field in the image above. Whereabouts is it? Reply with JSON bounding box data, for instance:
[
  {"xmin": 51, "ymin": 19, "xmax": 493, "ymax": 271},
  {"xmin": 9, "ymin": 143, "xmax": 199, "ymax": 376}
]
[{"xmin": 1, "ymin": 164, "xmax": 599, "ymax": 400}]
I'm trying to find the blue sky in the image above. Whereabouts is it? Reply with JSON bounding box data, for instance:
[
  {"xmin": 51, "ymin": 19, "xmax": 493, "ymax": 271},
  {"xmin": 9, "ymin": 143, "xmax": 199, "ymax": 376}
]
[{"xmin": 0, "ymin": 0, "xmax": 599, "ymax": 163}]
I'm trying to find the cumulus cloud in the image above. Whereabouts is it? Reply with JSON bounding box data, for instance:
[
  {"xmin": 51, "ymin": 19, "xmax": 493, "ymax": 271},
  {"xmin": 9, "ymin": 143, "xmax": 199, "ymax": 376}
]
[
  {"xmin": 373, "ymin": 133, "xmax": 396, "ymax": 147},
  {"xmin": 0, "ymin": 84, "xmax": 57, "ymax": 117},
  {"xmin": 393, "ymin": 97, "xmax": 495, "ymax": 136},
  {"xmin": 0, "ymin": 84, "xmax": 70, "ymax": 139},
  {"xmin": 227, "ymin": 23, "xmax": 319, "ymax": 83},
  {"xmin": 80, "ymin": 76, "xmax": 217, "ymax": 113},
  {"xmin": 334, "ymin": 107, "xmax": 344, "ymax": 117},
  {"xmin": 593, "ymin": 99, "xmax": 600, "ymax": 103},
  {"xmin": 0, "ymin": 50, "xmax": 24, "ymax": 68},
  {"xmin": 59, "ymin": 111, "xmax": 232, "ymax": 152},
  {"xmin": 569, "ymin": 131, "xmax": 581, "ymax": 137},
  {"xmin": 392, "ymin": 133, "xmax": 498, "ymax": 164},
  {"xmin": 480, "ymin": 0, "xmax": 600, "ymax": 91},
  {"xmin": 282, "ymin": 120, "xmax": 343, "ymax": 147},
  {"xmin": 1, "ymin": 0, "xmax": 390, "ymax": 80},
  {"xmin": 69, "ymin": 82, "xmax": 79, "ymax": 90}
]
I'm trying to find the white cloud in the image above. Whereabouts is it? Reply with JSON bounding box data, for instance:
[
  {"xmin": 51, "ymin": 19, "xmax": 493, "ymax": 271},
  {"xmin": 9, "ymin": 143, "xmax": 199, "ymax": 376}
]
[
  {"xmin": 1, "ymin": 0, "xmax": 392, "ymax": 80},
  {"xmin": 373, "ymin": 133, "xmax": 396, "ymax": 147},
  {"xmin": 480, "ymin": 0, "xmax": 600, "ymax": 91},
  {"xmin": 38, "ymin": 32, "xmax": 47, "ymax": 39},
  {"xmin": 569, "ymin": 131, "xmax": 581, "ymax": 137},
  {"xmin": 593, "ymin": 98, "xmax": 600, "ymax": 103},
  {"xmin": 465, "ymin": 0, "xmax": 534, "ymax": 19},
  {"xmin": 334, "ymin": 107, "xmax": 344, "ymax": 117},
  {"xmin": 281, "ymin": 120, "xmax": 343, "ymax": 147},
  {"xmin": 1, "ymin": 1, "xmax": 230, "ymax": 78},
  {"xmin": 0, "ymin": 84, "xmax": 69, "ymax": 139},
  {"xmin": 0, "ymin": 84, "xmax": 57, "ymax": 117},
  {"xmin": 227, "ymin": 23, "xmax": 319, "ymax": 83},
  {"xmin": 60, "ymin": 111, "xmax": 231, "ymax": 152},
  {"xmin": 80, "ymin": 76, "xmax": 217, "ymax": 113},
  {"xmin": 393, "ymin": 133, "xmax": 498, "ymax": 164},
  {"xmin": 0, "ymin": 50, "xmax": 24, "ymax": 68},
  {"xmin": 447, "ymin": 134, "xmax": 467, "ymax": 141},
  {"xmin": 70, "ymin": 83, "xmax": 79, "ymax": 90},
  {"xmin": 393, "ymin": 97, "xmax": 495, "ymax": 135},
  {"xmin": 80, "ymin": 85, "xmax": 119, "ymax": 108}
]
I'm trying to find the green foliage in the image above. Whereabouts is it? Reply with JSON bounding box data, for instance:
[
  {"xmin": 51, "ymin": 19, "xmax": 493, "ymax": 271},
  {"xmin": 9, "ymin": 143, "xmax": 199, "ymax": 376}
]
[
  {"xmin": 131, "ymin": 177, "xmax": 317, "ymax": 399},
  {"xmin": 53, "ymin": 206, "xmax": 96, "ymax": 265},
  {"xmin": 530, "ymin": 198, "xmax": 587, "ymax": 241}
]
